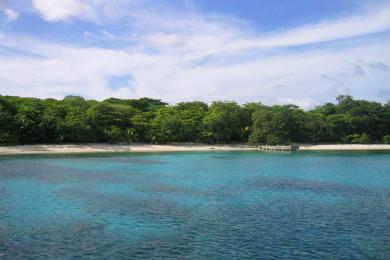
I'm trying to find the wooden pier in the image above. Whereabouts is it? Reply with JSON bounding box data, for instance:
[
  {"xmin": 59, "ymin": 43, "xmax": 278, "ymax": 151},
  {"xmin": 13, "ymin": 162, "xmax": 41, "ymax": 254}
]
[{"xmin": 257, "ymin": 145, "xmax": 299, "ymax": 152}]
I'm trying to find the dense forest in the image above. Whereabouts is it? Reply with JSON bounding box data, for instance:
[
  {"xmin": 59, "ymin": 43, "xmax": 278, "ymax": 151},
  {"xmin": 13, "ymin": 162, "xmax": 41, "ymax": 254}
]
[{"xmin": 0, "ymin": 95, "xmax": 390, "ymax": 145}]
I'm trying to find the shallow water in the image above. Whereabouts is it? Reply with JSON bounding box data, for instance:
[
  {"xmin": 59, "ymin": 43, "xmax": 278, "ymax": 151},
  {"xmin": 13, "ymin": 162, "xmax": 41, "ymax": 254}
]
[{"xmin": 1, "ymin": 151, "xmax": 390, "ymax": 259}]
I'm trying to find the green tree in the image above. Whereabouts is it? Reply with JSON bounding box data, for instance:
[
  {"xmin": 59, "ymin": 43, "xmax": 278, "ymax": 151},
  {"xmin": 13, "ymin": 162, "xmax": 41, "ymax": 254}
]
[
  {"xmin": 240, "ymin": 103, "xmax": 264, "ymax": 143},
  {"xmin": 14, "ymin": 100, "xmax": 45, "ymax": 144},
  {"xmin": 40, "ymin": 99, "xmax": 67, "ymax": 143},
  {"xmin": 86, "ymin": 103, "xmax": 134, "ymax": 142},
  {"xmin": 0, "ymin": 94, "xmax": 388, "ymax": 146},
  {"xmin": 63, "ymin": 109, "xmax": 92, "ymax": 143},
  {"xmin": 176, "ymin": 101, "xmax": 208, "ymax": 142},
  {"xmin": 131, "ymin": 111, "xmax": 155, "ymax": 142},
  {"xmin": 127, "ymin": 97, "xmax": 167, "ymax": 111},
  {"xmin": 148, "ymin": 107, "xmax": 182, "ymax": 143},
  {"xmin": 326, "ymin": 113, "xmax": 353, "ymax": 142},
  {"xmin": 304, "ymin": 112, "xmax": 328, "ymax": 143},
  {"xmin": 249, "ymin": 106, "xmax": 291, "ymax": 145},
  {"xmin": 203, "ymin": 101, "xmax": 242, "ymax": 143},
  {"xmin": 0, "ymin": 97, "xmax": 18, "ymax": 144},
  {"xmin": 124, "ymin": 127, "xmax": 137, "ymax": 144}
]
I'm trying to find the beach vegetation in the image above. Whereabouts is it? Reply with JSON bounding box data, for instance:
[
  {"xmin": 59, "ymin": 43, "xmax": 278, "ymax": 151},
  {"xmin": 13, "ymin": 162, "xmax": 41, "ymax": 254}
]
[
  {"xmin": 343, "ymin": 133, "xmax": 370, "ymax": 144},
  {"xmin": 0, "ymin": 95, "xmax": 389, "ymax": 145}
]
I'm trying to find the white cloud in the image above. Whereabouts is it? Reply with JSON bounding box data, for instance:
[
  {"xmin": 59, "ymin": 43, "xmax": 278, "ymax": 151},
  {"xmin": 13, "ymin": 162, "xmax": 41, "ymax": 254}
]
[
  {"xmin": 1, "ymin": 32, "xmax": 390, "ymax": 107},
  {"xmin": 3, "ymin": 8, "xmax": 19, "ymax": 23},
  {"xmin": 113, "ymin": 4, "xmax": 390, "ymax": 74},
  {"xmin": 31, "ymin": 0, "xmax": 140, "ymax": 22},
  {"xmin": 32, "ymin": 0, "xmax": 96, "ymax": 22},
  {"xmin": 1, "ymin": 2, "xmax": 390, "ymax": 107},
  {"xmin": 235, "ymin": 6, "xmax": 390, "ymax": 49},
  {"xmin": 277, "ymin": 98, "xmax": 317, "ymax": 110},
  {"xmin": 144, "ymin": 33, "xmax": 184, "ymax": 47}
]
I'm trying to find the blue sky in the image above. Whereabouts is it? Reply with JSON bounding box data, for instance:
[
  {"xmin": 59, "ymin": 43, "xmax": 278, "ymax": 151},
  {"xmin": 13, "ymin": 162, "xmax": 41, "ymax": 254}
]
[{"xmin": 1, "ymin": 0, "xmax": 390, "ymax": 108}]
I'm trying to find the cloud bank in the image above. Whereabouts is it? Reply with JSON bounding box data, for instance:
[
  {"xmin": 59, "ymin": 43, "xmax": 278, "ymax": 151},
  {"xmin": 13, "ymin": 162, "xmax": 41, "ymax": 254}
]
[{"xmin": 0, "ymin": 1, "xmax": 390, "ymax": 109}]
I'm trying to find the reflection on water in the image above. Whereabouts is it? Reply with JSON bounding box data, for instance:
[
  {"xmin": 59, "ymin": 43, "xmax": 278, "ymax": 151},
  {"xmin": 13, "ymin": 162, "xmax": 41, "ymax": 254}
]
[{"xmin": 1, "ymin": 151, "xmax": 390, "ymax": 258}]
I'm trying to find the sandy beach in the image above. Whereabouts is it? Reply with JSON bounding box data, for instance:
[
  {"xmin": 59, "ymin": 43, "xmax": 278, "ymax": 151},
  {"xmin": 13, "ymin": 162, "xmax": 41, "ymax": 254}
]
[
  {"xmin": 0, "ymin": 143, "xmax": 258, "ymax": 155},
  {"xmin": 0, "ymin": 143, "xmax": 390, "ymax": 155},
  {"xmin": 299, "ymin": 144, "xmax": 390, "ymax": 151}
]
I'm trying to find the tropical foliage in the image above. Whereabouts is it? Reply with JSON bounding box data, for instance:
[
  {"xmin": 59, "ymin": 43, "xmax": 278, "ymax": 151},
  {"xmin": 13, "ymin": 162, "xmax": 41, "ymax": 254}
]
[{"xmin": 0, "ymin": 95, "xmax": 389, "ymax": 145}]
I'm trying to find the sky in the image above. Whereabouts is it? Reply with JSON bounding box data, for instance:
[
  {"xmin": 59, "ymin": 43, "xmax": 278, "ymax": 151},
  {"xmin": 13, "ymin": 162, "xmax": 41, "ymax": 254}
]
[{"xmin": 1, "ymin": 0, "xmax": 390, "ymax": 108}]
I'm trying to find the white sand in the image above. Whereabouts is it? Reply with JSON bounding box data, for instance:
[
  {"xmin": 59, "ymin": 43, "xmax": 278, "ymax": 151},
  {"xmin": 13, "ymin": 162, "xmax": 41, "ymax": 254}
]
[
  {"xmin": 1, "ymin": 143, "xmax": 390, "ymax": 155},
  {"xmin": 299, "ymin": 144, "xmax": 390, "ymax": 151},
  {"xmin": 0, "ymin": 143, "xmax": 257, "ymax": 155}
]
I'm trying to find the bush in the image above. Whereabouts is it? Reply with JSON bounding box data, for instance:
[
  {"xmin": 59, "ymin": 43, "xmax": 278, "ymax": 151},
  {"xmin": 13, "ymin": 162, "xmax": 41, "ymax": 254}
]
[
  {"xmin": 104, "ymin": 126, "xmax": 124, "ymax": 144},
  {"xmin": 0, "ymin": 132, "xmax": 18, "ymax": 145},
  {"xmin": 343, "ymin": 133, "xmax": 370, "ymax": 144},
  {"xmin": 384, "ymin": 135, "xmax": 390, "ymax": 144},
  {"xmin": 357, "ymin": 133, "xmax": 370, "ymax": 144}
]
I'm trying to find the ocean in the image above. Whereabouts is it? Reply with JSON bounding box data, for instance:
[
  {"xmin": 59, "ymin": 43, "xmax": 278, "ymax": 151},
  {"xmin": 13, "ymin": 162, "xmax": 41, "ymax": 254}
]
[{"xmin": 1, "ymin": 151, "xmax": 390, "ymax": 258}]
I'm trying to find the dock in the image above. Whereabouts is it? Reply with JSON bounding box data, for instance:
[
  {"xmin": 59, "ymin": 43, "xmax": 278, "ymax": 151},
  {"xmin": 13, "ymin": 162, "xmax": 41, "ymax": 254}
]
[{"xmin": 257, "ymin": 145, "xmax": 299, "ymax": 152}]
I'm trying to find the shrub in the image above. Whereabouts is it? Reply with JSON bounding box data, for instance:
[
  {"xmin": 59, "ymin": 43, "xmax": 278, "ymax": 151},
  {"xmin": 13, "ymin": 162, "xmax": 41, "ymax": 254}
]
[
  {"xmin": 384, "ymin": 135, "xmax": 390, "ymax": 144},
  {"xmin": 357, "ymin": 133, "xmax": 370, "ymax": 144},
  {"xmin": 104, "ymin": 126, "xmax": 124, "ymax": 144},
  {"xmin": 343, "ymin": 133, "xmax": 370, "ymax": 144},
  {"xmin": 0, "ymin": 132, "xmax": 18, "ymax": 145}
]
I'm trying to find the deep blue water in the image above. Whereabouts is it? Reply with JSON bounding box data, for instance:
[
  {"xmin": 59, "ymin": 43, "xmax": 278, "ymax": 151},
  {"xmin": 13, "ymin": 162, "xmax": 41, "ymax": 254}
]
[{"xmin": 1, "ymin": 151, "xmax": 390, "ymax": 259}]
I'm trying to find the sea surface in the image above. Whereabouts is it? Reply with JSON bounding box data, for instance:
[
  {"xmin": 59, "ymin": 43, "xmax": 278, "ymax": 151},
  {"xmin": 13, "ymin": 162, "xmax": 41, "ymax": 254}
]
[{"xmin": 1, "ymin": 151, "xmax": 390, "ymax": 259}]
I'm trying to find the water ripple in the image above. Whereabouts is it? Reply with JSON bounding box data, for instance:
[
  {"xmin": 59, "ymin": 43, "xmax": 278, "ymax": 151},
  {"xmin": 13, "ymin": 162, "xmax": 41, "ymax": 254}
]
[{"xmin": 1, "ymin": 152, "xmax": 390, "ymax": 258}]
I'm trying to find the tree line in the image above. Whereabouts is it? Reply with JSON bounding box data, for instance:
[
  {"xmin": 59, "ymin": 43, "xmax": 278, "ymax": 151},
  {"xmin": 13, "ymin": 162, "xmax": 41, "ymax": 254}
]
[{"xmin": 1, "ymin": 95, "xmax": 390, "ymax": 145}]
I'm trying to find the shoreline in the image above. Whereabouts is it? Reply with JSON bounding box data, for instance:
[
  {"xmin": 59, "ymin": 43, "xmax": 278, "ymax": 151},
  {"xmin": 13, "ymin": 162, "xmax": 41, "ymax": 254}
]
[
  {"xmin": 0, "ymin": 144, "xmax": 257, "ymax": 155},
  {"xmin": 0, "ymin": 143, "xmax": 390, "ymax": 155},
  {"xmin": 299, "ymin": 144, "xmax": 390, "ymax": 151}
]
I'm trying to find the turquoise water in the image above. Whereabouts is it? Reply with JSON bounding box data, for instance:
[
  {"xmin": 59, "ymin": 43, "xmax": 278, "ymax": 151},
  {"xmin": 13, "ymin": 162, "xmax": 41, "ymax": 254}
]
[{"xmin": 1, "ymin": 151, "xmax": 390, "ymax": 259}]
